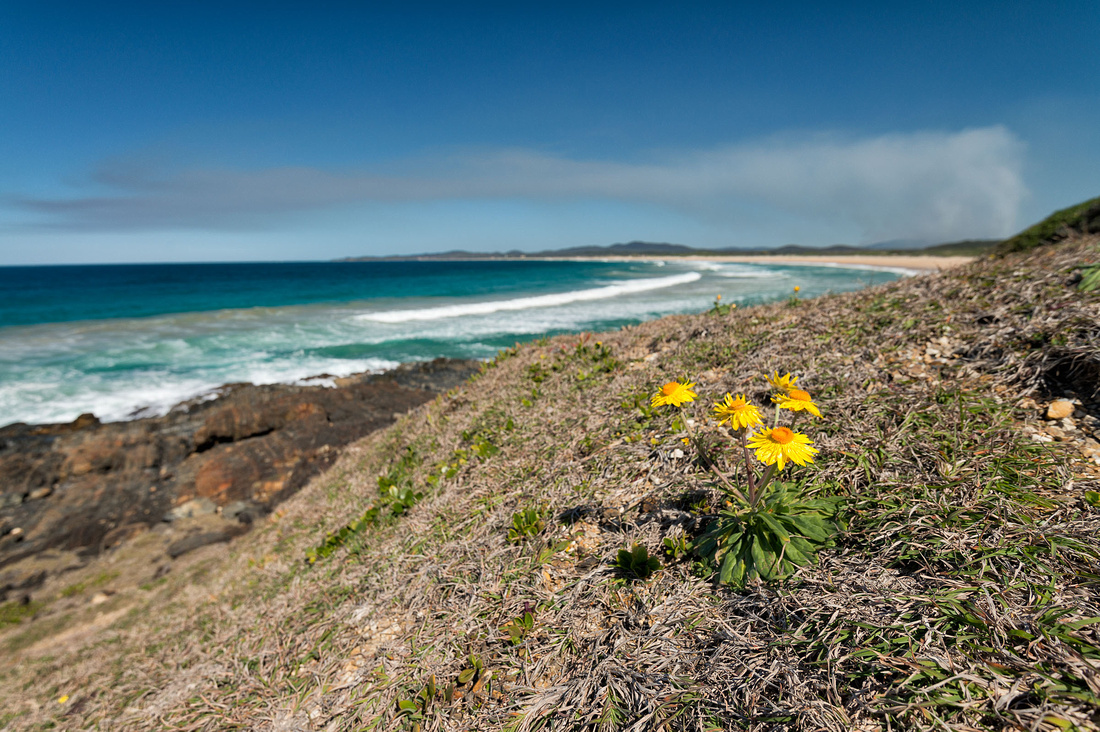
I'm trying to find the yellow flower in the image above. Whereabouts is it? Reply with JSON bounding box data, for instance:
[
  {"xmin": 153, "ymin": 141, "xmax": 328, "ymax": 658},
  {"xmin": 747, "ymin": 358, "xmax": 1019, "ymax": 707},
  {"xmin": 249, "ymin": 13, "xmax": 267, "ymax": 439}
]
[
  {"xmin": 777, "ymin": 388, "xmax": 822, "ymax": 417},
  {"xmin": 712, "ymin": 393, "xmax": 762, "ymax": 430},
  {"xmin": 58, "ymin": 696, "xmax": 69, "ymax": 704},
  {"xmin": 765, "ymin": 371, "xmax": 799, "ymax": 394},
  {"xmin": 651, "ymin": 380, "xmax": 697, "ymax": 407},
  {"xmin": 747, "ymin": 426, "xmax": 817, "ymax": 470},
  {"xmin": 793, "ymin": 286, "xmax": 800, "ymax": 292}
]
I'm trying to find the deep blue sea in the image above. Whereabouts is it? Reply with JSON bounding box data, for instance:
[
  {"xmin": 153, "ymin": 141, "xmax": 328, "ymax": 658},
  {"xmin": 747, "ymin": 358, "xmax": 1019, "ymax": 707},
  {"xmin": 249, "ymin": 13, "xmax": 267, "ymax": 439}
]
[{"xmin": 0, "ymin": 258, "xmax": 910, "ymax": 425}]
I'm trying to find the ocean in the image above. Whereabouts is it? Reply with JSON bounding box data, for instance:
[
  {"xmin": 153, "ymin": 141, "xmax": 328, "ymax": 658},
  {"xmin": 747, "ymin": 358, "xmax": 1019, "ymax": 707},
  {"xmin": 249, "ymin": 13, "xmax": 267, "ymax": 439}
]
[{"xmin": 0, "ymin": 258, "xmax": 909, "ymax": 426}]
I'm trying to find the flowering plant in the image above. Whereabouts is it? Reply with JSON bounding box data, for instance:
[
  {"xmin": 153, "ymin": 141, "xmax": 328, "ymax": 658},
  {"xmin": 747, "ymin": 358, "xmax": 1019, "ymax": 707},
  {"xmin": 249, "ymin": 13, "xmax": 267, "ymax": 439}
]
[{"xmin": 650, "ymin": 372, "xmax": 839, "ymax": 586}]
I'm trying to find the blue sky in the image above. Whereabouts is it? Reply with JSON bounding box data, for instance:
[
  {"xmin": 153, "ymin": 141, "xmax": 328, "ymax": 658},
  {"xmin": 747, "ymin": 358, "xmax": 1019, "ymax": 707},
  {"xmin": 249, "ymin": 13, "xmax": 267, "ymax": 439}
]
[{"xmin": 1, "ymin": 2, "xmax": 1098, "ymax": 264}]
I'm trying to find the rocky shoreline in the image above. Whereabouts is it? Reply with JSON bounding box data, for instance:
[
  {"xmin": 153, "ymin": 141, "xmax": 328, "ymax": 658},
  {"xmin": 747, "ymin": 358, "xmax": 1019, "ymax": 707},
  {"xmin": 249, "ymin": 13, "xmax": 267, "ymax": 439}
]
[{"xmin": 0, "ymin": 358, "xmax": 479, "ymax": 602}]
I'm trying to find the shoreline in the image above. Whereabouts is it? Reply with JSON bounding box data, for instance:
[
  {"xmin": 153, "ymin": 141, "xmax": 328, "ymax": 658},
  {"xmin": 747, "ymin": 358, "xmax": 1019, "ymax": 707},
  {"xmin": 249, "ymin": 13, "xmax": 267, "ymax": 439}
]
[
  {"xmin": 1, "ymin": 256, "xmax": 950, "ymax": 428},
  {"xmin": 500, "ymin": 253, "xmax": 975, "ymax": 272}
]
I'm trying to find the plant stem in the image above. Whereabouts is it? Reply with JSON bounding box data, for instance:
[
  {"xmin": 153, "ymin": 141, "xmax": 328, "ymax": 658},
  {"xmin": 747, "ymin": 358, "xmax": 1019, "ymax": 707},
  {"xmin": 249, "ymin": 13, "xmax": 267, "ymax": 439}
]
[
  {"xmin": 681, "ymin": 407, "xmax": 749, "ymax": 505},
  {"xmin": 757, "ymin": 464, "xmax": 777, "ymax": 497},
  {"xmin": 738, "ymin": 428, "xmax": 758, "ymax": 508}
]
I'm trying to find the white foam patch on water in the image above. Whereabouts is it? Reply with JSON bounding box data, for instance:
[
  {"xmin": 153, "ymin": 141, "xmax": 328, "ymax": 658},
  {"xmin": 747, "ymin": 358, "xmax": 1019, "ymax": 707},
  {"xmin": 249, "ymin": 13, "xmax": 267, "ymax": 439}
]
[
  {"xmin": 358, "ymin": 272, "xmax": 702, "ymax": 323},
  {"xmin": 711, "ymin": 265, "xmax": 785, "ymax": 279},
  {"xmin": 0, "ymin": 351, "xmax": 402, "ymax": 425},
  {"xmin": 794, "ymin": 261, "xmax": 923, "ymax": 277},
  {"xmin": 241, "ymin": 357, "xmax": 400, "ymax": 390}
]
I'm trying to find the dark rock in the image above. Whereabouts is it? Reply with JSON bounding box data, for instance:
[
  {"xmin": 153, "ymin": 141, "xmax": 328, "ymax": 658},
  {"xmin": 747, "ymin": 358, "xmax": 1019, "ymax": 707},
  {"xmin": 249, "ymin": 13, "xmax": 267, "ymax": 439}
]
[
  {"xmin": 0, "ymin": 358, "xmax": 479, "ymax": 579},
  {"xmin": 0, "ymin": 566, "xmax": 46, "ymax": 601},
  {"xmin": 166, "ymin": 526, "xmax": 247, "ymax": 559},
  {"xmin": 164, "ymin": 498, "xmax": 218, "ymax": 522},
  {"xmin": 223, "ymin": 500, "xmax": 262, "ymax": 524},
  {"xmin": 100, "ymin": 523, "xmax": 149, "ymax": 551}
]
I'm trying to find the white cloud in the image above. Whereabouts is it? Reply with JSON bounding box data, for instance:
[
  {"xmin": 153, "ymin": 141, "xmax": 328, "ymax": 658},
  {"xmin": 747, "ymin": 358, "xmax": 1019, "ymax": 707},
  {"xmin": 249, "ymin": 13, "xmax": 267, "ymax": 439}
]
[{"xmin": 8, "ymin": 126, "xmax": 1025, "ymax": 244}]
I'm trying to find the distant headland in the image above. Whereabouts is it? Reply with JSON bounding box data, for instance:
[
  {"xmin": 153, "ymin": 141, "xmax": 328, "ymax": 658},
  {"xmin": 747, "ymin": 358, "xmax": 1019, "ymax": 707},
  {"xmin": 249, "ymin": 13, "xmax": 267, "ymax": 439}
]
[{"xmin": 335, "ymin": 238, "xmax": 1001, "ymax": 262}]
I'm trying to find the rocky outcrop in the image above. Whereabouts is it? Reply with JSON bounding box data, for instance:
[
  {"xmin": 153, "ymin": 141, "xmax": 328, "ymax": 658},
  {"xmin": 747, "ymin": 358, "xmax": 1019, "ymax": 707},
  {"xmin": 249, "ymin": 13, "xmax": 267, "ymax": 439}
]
[{"xmin": 0, "ymin": 358, "xmax": 478, "ymax": 587}]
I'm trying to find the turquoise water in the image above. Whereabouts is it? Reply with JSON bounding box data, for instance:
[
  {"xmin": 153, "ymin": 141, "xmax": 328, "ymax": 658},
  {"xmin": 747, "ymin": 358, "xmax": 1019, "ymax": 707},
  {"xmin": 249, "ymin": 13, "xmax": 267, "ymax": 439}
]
[{"xmin": 0, "ymin": 259, "xmax": 908, "ymax": 425}]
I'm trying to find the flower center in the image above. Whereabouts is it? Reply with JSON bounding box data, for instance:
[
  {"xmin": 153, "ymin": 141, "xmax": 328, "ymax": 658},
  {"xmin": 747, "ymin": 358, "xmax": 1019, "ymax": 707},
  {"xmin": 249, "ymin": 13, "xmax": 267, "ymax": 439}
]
[
  {"xmin": 788, "ymin": 389, "xmax": 810, "ymax": 401},
  {"xmin": 661, "ymin": 382, "xmax": 680, "ymax": 395},
  {"xmin": 771, "ymin": 427, "xmax": 795, "ymax": 444}
]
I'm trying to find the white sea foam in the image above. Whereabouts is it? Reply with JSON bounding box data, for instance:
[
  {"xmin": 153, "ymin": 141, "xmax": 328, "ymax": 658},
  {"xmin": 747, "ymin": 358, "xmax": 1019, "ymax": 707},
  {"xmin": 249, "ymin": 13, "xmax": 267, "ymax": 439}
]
[
  {"xmin": 0, "ymin": 354, "xmax": 403, "ymax": 425},
  {"xmin": 712, "ymin": 265, "xmax": 783, "ymax": 279},
  {"xmin": 357, "ymin": 272, "xmax": 702, "ymax": 323},
  {"xmin": 793, "ymin": 261, "xmax": 922, "ymax": 277}
]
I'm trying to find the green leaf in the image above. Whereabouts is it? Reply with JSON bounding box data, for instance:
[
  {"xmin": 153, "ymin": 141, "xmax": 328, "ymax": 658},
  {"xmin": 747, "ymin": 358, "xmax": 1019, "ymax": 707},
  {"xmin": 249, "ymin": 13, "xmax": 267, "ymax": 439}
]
[
  {"xmin": 1085, "ymin": 491, "xmax": 1100, "ymax": 507},
  {"xmin": 717, "ymin": 533, "xmax": 743, "ymax": 564},
  {"xmin": 786, "ymin": 514, "xmax": 831, "ymax": 542},
  {"xmin": 720, "ymin": 550, "xmax": 739, "ymax": 584},
  {"xmin": 1080, "ymin": 264, "xmax": 1100, "ymax": 292},
  {"xmin": 1063, "ymin": 616, "xmax": 1100, "ymax": 631},
  {"xmin": 694, "ymin": 534, "xmax": 718, "ymax": 557},
  {"xmin": 457, "ymin": 668, "xmax": 476, "ymax": 684},
  {"xmin": 757, "ymin": 512, "xmax": 791, "ymax": 543},
  {"xmin": 781, "ymin": 540, "xmax": 811, "ymax": 567},
  {"xmin": 750, "ymin": 537, "xmax": 774, "ymax": 580},
  {"xmin": 788, "ymin": 535, "xmax": 815, "ymax": 554},
  {"xmin": 731, "ymin": 556, "xmax": 747, "ymax": 586}
]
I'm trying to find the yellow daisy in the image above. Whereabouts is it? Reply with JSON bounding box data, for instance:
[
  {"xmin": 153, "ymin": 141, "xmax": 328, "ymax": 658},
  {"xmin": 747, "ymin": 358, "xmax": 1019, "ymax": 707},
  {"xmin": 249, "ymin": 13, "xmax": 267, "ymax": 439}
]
[
  {"xmin": 747, "ymin": 426, "xmax": 817, "ymax": 471},
  {"xmin": 765, "ymin": 370, "xmax": 799, "ymax": 394},
  {"xmin": 651, "ymin": 380, "xmax": 697, "ymax": 407},
  {"xmin": 712, "ymin": 393, "xmax": 762, "ymax": 430},
  {"xmin": 777, "ymin": 388, "xmax": 822, "ymax": 417}
]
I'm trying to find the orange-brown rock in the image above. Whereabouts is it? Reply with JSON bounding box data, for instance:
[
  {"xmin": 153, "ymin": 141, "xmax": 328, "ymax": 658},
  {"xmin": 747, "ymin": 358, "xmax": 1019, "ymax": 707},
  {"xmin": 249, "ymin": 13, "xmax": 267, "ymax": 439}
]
[
  {"xmin": 1046, "ymin": 400, "xmax": 1076, "ymax": 420},
  {"xmin": 0, "ymin": 358, "xmax": 477, "ymax": 577}
]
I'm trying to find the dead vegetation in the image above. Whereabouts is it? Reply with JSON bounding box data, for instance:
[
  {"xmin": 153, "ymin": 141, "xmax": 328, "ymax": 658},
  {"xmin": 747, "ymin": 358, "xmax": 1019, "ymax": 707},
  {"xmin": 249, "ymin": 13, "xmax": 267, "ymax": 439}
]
[{"xmin": 1, "ymin": 233, "xmax": 1099, "ymax": 731}]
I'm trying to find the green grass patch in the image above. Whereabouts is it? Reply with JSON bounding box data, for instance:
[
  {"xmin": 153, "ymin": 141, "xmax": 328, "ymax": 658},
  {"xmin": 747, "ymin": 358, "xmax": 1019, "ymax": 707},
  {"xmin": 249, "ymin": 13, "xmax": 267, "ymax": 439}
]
[
  {"xmin": 0, "ymin": 600, "xmax": 42, "ymax": 627},
  {"xmin": 996, "ymin": 195, "xmax": 1100, "ymax": 256}
]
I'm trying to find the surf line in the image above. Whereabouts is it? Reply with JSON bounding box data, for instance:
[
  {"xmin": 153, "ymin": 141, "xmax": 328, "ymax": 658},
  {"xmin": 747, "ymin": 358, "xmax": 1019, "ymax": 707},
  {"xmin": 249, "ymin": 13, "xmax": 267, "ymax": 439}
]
[{"xmin": 358, "ymin": 272, "xmax": 703, "ymax": 324}]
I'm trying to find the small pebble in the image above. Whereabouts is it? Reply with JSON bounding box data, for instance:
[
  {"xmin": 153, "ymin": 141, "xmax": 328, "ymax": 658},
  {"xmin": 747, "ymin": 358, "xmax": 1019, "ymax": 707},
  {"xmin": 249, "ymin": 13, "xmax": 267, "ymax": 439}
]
[{"xmin": 1046, "ymin": 400, "xmax": 1075, "ymax": 420}]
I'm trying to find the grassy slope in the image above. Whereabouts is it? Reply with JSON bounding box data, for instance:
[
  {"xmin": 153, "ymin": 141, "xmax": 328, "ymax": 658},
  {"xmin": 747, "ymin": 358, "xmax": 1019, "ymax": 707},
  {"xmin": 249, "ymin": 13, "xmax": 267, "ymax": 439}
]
[
  {"xmin": 996, "ymin": 196, "xmax": 1100, "ymax": 256},
  {"xmin": 3, "ymin": 235, "xmax": 1100, "ymax": 731}
]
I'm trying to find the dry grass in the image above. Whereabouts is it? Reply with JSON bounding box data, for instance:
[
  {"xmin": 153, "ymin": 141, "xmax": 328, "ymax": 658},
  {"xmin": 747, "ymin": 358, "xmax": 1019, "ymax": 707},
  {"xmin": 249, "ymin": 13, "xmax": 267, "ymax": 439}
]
[{"xmin": 1, "ymin": 235, "xmax": 1099, "ymax": 731}]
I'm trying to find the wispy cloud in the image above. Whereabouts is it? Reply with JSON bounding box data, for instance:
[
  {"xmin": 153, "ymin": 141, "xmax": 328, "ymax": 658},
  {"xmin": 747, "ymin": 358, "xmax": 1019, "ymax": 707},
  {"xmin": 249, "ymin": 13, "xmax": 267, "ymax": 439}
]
[{"xmin": 8, "ymin": 126, "xmax": 1025, "ymax": 243}]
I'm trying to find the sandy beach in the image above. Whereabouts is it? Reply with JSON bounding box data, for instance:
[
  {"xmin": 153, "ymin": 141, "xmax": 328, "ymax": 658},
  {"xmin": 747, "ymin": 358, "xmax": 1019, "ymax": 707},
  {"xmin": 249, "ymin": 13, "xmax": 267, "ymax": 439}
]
[
  {"xmin": 531, "ymin": 253, "xmax": 976, "ymax": 272},
  {"xmin": 675, "ymin": 253, "xmax": 975, "ymax": 271},
  {"xmin": 514, "ymin": 253, "xmax": 976, "ymax": 272}
]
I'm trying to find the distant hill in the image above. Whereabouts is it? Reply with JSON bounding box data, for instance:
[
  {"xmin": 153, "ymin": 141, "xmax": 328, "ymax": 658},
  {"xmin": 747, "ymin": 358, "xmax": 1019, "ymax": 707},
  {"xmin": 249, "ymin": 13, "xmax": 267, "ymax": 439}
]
[
  {"xmin": 863, "ymin": 238, "xmax": 932, "ymax": 251},
  {"xmin": 336, "ymin": 237, "xmax": 1000, "ymax": 262}
]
